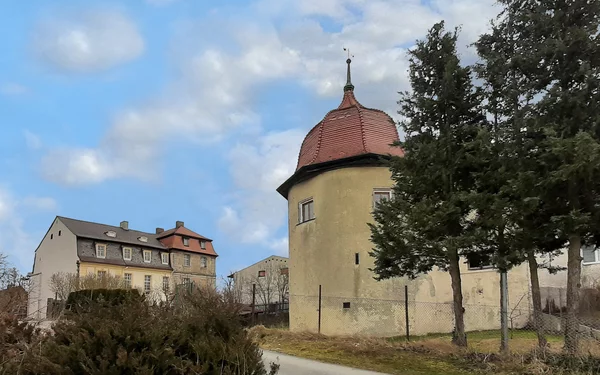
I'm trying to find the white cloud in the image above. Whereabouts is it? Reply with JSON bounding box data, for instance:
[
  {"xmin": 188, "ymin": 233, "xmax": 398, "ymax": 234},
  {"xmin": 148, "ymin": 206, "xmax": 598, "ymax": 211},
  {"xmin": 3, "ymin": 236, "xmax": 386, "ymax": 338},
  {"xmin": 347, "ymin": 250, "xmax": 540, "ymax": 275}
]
[
  {"xmin": 1, "ymin": 83, "xmax": 29, "ymax": 96},
  {"xmin": 41, "ymin": 0, "xmax": 497, "ymax": 188},
  {"xmin": 218, "ymin": 130, "xmax": 304, "ymax": 247},
  {"xmin": 33, "ymin": 8, "xmax": 144, "ymax": 73},
  {"xmin": 23, "ymin": 130, "xmax": 42, "ymax": 150},
  {"xmin": 269, "ymin": 237, "xmax": 289, "ymax": 256}
]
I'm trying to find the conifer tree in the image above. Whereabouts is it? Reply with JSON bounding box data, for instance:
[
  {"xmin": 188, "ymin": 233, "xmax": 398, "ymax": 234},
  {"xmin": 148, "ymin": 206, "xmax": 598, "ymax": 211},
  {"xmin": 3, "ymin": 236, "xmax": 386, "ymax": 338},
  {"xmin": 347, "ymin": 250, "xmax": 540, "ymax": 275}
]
[{"xmin": 370, "ymin": 22, "xmax": 485, "ymax": 347}]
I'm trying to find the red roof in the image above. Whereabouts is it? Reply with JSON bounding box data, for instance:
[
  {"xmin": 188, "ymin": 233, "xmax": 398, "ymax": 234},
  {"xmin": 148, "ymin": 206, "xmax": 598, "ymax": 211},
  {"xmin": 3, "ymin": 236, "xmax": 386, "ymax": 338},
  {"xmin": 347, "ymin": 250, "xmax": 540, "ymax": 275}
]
[
  {"xmin": 296, "ymin": 85, "xmax": 403, "ymax": 171},
  {"xmin": 157, "ymin": 226, "xmax": 218, "ymax": 257}
]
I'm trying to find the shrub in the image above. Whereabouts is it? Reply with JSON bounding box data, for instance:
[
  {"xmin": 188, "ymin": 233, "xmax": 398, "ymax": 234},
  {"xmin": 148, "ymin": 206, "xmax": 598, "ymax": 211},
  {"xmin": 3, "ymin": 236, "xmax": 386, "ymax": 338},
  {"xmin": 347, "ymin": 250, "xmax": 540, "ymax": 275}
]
[
  {"xmin": 66, "ymin": 288, "xmax": 143, "ymax": 313},
  {"xmin": 41, "ymin": 289, "xmax": 276, "ymax": 375}
]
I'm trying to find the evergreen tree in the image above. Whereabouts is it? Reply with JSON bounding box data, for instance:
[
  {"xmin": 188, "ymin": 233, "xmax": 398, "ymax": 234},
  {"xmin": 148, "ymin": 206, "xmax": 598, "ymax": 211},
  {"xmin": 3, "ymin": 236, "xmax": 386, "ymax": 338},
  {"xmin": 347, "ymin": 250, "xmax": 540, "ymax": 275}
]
[
  {"xmin": 499, "ymin": 0, "xmax": 600, "ymax": 353},
  {"xmin": 369, "ymin": 22, "xmax": 484, "ymax": 347}
]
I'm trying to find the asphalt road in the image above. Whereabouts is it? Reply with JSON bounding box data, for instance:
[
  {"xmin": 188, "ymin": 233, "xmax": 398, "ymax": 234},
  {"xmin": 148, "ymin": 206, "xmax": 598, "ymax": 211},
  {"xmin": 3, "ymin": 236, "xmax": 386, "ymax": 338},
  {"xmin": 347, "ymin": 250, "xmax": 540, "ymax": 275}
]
[{"xmin": 262, "ymin": 350, "xmax": 391, "ymax": 375}]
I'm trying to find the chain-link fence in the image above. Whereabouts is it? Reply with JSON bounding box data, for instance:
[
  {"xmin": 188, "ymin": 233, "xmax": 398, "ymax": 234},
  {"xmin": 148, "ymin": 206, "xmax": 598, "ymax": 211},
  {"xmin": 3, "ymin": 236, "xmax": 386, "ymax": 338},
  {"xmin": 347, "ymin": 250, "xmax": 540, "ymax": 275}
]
[{"xmin": 286, "ymin": 293, "xmax": 600, "ymax": 355}]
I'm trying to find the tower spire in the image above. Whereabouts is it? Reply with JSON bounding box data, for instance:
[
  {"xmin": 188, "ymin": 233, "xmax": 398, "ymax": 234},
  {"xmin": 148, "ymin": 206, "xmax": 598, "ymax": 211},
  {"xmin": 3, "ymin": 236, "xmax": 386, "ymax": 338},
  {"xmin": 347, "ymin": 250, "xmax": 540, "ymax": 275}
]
[{"xmin": 343, "ymin": 48, "xmax": 354, "ymax": 92}]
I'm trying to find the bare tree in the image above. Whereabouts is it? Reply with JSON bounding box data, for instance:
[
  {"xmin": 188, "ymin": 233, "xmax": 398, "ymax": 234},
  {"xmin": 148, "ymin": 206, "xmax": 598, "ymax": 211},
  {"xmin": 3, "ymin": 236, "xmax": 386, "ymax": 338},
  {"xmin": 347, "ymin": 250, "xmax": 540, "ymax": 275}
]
[
  {"xmin": 237, "ymin": 262, "xmax": 289, "ymax": 307},
  {"xmin": 49, "ymin": 272, "xmax": 127, "ymax": 301}
]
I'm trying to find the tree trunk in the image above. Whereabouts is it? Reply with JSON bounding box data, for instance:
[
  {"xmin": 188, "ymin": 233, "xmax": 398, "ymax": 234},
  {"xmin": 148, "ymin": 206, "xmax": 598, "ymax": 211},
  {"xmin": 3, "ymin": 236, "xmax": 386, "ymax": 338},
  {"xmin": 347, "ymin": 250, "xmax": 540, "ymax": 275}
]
[
  {"xmin": 448, "ymin": 250, "xmax": 467, "ymax": 347},
  {"xmin": 527, "ymin": 250, "xmax": 547, "ymax": 349},
  {"xmin": 564, "ymin": 235, "xmax": 582, "ymax": 354}
]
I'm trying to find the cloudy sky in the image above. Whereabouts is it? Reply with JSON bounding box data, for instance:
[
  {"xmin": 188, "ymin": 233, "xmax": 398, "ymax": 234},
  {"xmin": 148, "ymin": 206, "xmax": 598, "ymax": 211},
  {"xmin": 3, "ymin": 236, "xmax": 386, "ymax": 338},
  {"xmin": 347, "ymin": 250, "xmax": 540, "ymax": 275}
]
[{"xmin": 0, "ymin": 0, "xmax": 499, "ymax": 278}]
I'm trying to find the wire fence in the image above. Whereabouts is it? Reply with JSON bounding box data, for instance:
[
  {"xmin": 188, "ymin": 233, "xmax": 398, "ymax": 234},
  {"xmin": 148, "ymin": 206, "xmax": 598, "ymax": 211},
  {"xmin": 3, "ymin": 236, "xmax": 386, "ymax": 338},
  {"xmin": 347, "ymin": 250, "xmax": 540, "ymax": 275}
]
[{"xmin": 283, "ymin": 293, "xmax": 600, "ymax": 355}]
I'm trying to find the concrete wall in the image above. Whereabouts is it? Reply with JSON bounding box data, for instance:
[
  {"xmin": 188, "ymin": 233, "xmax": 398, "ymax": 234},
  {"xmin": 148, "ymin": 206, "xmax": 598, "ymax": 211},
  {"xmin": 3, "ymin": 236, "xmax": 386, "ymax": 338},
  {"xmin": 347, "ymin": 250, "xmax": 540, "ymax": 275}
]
[
  {"xmin": 232, "ymin": 256, "xmax": 288, "ymax": 305},
  {"xmin": 28, "ymin": 218, "xmax": 78, "ymax": 320},
  {"xmin": 287, "ymin": 166, "xmax": 532, "ymax": 336},
  {"xmin": 170, "ymin": 250, "xmax": 216, "ymax": 289}
]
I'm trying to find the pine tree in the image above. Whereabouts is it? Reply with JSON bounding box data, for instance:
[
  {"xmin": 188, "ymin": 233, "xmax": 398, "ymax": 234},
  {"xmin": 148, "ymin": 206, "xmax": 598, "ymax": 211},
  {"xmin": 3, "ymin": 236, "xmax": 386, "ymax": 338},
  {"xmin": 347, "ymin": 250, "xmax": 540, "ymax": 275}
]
[
  {"xmin": 501, "ymin": 0, "xmax": 600, "ymax": 354},
  {"xmin": 369, "ymin": 22, "xmax": 485, "ymax": 347}
]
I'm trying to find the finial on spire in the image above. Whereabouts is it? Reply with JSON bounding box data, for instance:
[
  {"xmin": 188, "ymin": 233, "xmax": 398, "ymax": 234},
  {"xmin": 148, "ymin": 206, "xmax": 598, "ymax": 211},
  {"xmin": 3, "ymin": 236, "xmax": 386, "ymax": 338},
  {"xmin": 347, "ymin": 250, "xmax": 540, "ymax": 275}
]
[{"xmin": 343, "ymin": 48, "xmax": 354, "ymax": 92}]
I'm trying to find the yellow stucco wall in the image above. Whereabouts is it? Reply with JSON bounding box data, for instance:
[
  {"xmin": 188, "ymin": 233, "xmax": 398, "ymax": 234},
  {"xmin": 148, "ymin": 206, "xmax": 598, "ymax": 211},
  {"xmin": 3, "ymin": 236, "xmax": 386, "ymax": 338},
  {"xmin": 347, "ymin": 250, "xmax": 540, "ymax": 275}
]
[
  {"xmin": 79, "ymin": 262, "xmax": 173, "ymax": 298},
  {"xmin": 287, "ymin": 165, "xmax": 532, "ymax": 336}
]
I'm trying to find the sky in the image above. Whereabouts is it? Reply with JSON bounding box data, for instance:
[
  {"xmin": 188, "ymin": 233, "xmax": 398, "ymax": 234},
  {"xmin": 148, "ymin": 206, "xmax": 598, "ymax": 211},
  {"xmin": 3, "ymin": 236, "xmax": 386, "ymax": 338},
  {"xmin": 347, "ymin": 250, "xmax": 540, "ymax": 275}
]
[{"xmin": 0, "ymin": 0, "xmax": 500, "ymax": 280}]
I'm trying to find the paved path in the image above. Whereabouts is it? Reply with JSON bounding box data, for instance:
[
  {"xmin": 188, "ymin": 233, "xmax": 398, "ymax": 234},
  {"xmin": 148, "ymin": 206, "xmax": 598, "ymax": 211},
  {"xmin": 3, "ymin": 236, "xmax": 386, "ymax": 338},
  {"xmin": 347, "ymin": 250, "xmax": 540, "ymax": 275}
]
[{"xmin": 262, "ymin": 350, "xmax": 390, "ymax": 375}]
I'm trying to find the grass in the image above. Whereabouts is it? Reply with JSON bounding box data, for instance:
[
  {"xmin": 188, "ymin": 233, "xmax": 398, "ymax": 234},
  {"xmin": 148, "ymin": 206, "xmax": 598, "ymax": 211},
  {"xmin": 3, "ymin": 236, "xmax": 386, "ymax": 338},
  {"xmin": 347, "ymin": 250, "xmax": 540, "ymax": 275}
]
[{"xmin": 251, "ymin": 326, "xmax": 600, "ymax": 375}]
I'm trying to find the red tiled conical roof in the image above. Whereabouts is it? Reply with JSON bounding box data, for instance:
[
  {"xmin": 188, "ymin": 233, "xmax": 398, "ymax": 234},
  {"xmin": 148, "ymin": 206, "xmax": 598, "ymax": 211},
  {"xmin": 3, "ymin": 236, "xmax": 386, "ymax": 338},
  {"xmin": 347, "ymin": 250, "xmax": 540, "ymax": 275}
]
[{"xmin": 296, "ymin": 60, "xmax": 404, "ymax": 171}]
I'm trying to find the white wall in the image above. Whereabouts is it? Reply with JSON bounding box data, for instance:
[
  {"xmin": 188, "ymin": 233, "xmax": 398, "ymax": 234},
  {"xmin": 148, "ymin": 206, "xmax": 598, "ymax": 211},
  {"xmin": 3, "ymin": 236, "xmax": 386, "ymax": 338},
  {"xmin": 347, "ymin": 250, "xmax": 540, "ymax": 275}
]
[{"xmin": 27, "ymin": 218, "xmax": 78, "ymax": 320}]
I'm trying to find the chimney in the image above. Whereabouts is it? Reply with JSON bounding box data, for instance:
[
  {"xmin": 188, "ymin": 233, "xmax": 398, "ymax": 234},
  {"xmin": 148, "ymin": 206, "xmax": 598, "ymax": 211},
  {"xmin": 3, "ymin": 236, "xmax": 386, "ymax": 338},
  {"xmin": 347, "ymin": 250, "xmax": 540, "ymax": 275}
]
[
  {"xmin": 156, "ymin": 227, "xmax": 164, "ymax": 234},
  {"xmin": 120, "ymin": 221, "xmax": 129, "ymax": 230},
  {"xmin": 176, "ymin": 221, "xmax": 184, "ymax": 228}
]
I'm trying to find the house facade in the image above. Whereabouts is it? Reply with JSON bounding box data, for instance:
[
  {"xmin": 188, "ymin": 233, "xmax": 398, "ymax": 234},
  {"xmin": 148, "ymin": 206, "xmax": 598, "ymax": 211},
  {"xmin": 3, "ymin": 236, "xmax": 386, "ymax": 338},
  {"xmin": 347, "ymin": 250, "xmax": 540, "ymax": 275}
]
[
  {"xmin": 27, "ymin": 217, "xmax": 217, "ymax": 320},
  {"xmin": 276, "ymin": 59, "xmax": 546, "ymax": 337},
  {"xmin": 228, "ymin": 255, "xmax": 289, "ymax": 305}
]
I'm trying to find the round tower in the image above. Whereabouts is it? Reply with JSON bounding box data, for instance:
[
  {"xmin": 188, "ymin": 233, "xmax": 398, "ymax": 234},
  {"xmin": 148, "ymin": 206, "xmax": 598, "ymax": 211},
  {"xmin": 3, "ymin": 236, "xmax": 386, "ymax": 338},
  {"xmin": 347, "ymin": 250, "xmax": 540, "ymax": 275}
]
[{"xmin": 277, "ymin": 59, "xmax": 405, "ymax": 335}]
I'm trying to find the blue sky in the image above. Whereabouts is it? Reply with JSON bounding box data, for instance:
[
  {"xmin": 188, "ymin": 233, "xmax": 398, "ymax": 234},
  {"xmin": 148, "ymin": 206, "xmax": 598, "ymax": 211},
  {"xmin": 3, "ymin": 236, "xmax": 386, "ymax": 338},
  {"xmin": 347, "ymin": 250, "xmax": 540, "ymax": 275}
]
[{"xmin": 0, "ymin": 0, "xmax": 497, "ymax": 279}]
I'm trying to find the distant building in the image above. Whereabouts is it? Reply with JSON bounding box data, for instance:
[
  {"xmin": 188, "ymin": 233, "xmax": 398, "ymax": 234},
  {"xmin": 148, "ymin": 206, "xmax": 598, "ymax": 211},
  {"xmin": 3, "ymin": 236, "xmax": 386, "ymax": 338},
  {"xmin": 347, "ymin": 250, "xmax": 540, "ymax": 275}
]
[
  {"xmin": 28, "ymin": 216, "xmax": 217, "ymax": 320},
  {"xmin": 228, "ymin": 255, "xmax": 289, "ymax": 306}
]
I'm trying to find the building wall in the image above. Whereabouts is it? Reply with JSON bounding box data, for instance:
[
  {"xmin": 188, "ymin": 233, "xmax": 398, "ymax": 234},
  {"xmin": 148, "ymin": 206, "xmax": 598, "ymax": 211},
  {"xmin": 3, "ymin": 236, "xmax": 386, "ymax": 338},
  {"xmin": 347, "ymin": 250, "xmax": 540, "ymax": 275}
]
[
  {"xmin": 79, "ymin": 262, "xmax": 172, "ymax": 300},
  {"xmin": 170, "ymin": 250, "xmax": 216, "ymax": 289},
  {"xmin": 28, "ymin": 218, "xmax": 78, "ymax": 320},
  {"xmin": 232, "ymin": 256, "xmax": 288, "ymax": 305},
  {"xmin": 287, "ymin": 166, "xmax": 532, "ymax": 336}
]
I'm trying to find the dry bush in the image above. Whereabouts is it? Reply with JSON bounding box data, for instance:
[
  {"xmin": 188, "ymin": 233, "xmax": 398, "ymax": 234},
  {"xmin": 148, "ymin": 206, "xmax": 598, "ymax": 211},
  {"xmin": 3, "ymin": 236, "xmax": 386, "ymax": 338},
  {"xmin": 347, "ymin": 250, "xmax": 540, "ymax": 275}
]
[{"xmin": 1, "ymin": 290, "xmax": 278, "ymax": 375}]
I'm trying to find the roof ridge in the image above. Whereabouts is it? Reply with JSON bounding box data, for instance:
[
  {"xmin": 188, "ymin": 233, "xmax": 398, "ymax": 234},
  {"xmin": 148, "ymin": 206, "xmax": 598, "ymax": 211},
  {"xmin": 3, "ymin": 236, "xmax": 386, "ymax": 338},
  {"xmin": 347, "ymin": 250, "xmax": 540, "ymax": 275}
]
[
  {"xmin": 356, "ymin": 104, "xmax": 369, "ymax": 153},
  {"xmin": 58, "ymin": 216, "xmax": 156, "ymax": 237}
]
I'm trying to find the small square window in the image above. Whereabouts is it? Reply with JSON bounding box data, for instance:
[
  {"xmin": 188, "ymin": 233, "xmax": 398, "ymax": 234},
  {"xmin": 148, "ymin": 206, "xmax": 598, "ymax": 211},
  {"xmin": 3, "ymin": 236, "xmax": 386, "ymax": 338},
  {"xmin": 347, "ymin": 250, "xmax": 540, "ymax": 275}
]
[
  {"xmin": 184, "ymin": 254, "xmax": 191, "ymax": 267},
  {"xmin": 583, "ymin": 246, "xmax": 599, "ymax": 264},
  {"xmin": 183, "ymin": 237, "xmax": 190, "ymax": 247},
  {"xmin": 161, "ymin": 253, "xmax": 169, "ymax": 265},
  {"xmin": 201, "ymin": 256, "xmax": 207, "ymax": 268},
  {"xmin": 143, "ymin": 250, "xmax": 152, "ymax": 263},
  {"xmin": 258, "ymin": 270, "xmax": 266, "ymax": 277},
  {"xmin": 343, "ymin": 302, "xmax": 351, "ymax": 309},
  {"xmin": 280, "ymin": 267, "xmax": 289, "ymax": 275},
  {"xmin": 96, "ymin": 244, "xmax": 107, "ymax": 259},
  {"xmin": 200, "ymin": 240, "xmax": 206, "ymax": 249},
  {"xmin": 123, "ymin": 247, "xmax": 132, "ymax": 261},
  {"xmin": 299, "ymin": 199, "xmax": 315, "ymax": 223},
  {"xmin": 373, "ymin": 189, "xmax": 392, "ymax": 207},
  {"xmin": 467, "ymin": 252, "xmax": 494, "ymax": 270}
]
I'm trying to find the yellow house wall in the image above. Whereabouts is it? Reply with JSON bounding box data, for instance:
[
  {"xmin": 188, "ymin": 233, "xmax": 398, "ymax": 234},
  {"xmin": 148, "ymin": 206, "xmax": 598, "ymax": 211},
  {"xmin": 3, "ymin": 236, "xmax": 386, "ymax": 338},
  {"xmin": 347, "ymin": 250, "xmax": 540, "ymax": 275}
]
[
  {"xmin": 287, "ymin": 166, "xmax": 532, "ymax": 336},
  {"xmin": 79, "ymin": 262, "xmax": 173, "ymax": 296}
]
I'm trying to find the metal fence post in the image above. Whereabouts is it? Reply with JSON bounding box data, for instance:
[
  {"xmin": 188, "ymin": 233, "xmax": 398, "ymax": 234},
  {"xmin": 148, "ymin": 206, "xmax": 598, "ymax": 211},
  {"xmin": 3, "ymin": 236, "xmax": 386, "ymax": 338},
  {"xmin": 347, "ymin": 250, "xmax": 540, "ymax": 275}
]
[
  {"xmin": 318, "ymin": 285, "xmax": 322, "ymax": 334},
  {"xmin": 251, "ymin": 283, "xmax": 256, "ymax": 326},
  {"xmin": 500, "ymin": 270, "xmax": 509, "ymax": 353},
  {"xmin": 405, "ymin": 285, "xmax": 410, "ymax": 341}
]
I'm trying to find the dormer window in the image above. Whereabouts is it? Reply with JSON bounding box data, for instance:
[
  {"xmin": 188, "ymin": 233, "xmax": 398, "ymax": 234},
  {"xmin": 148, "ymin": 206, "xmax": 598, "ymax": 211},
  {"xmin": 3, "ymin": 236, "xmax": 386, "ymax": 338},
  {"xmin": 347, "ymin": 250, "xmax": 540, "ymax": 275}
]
[
  {"xmin": 105, "ymin": 231, "xmax": 117, "ymax": 238},
  {"xmin": 143, "ymin": 250, "xmax": 152, "ymax": 263},
  {"xmin": 200, "ymin": 240, "xmax": 206, "ymax": 249},
  {"xmin": 183, "ymin": 237, "xmax": 190, "ymax": 247},
  {"xmin": 123, "ymin": 247, "xmax": 132, "ymax": 261},
  {"xmin": 138, "ymin": 236, "xmax": 148, "ymax": 243},
  {"xmin": 96, "ymin": 244, "xmax": 107, "ymax": 259}
]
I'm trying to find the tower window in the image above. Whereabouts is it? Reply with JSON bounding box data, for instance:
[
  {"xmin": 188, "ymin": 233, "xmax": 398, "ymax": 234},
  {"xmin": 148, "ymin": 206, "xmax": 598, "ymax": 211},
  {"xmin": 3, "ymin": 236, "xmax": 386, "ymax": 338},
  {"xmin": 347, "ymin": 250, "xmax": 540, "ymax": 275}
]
[
  {"xmin": 343, "ymin": 302, "xmax": 351, "ymax": 309},
  {"xmin": 298, "ymin": 199, "xmax": 315, "ymax": 223},
  {"xmin": 355, "ymin": 253, "xmax": 359, "ymax": 265},
  {"xmin": 373, "ymin": 189, "xmax": 392, "ymax": 207}
]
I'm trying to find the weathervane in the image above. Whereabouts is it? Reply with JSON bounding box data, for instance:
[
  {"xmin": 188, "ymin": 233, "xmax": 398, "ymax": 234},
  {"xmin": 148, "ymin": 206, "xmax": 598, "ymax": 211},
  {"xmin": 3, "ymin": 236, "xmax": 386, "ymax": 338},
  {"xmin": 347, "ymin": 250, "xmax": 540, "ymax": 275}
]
[{"xmin": 343, "ymin": 47, "xmax": 354, "ymax": 60}]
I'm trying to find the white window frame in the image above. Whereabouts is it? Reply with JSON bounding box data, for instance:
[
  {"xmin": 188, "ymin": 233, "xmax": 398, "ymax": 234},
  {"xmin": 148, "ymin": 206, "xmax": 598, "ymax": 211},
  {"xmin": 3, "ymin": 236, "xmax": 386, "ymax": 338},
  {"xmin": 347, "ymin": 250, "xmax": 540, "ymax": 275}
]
[
  {"xmin": 96, "ymin": 244, "xmax": 107, "ymax": 259},
  {"xmin": 298, "ymin": 198, "xmax": 315, "ymax": 224},
  {"xmin": 182, "ymin": 277, "xmax": 191, "ymax": 286},
  {"xmin": 582, "ymin": 245, "xmax": 600, "ymax": 265},
  {"xmin": 184, "ymin": 254, "xmax": 191, "ymax": 267},
  {"xmin": 200, "ymin": 240, "xmax": 206, "ymax": 249},
  {"xmin": 161, "ymin": 252, "xmax": 169, "ymax": 265},
  {"xmin": 373, "ymin": 188, "xmax": 393, "ymax": 208},
  {"xmin": 144, "ymin": 275, "xmax": 151, "ymax": 294},
  {"xmin": 123, "ymin": 247, "xmax": 132, "ymax": 261},
  {"xmin": 162, "ymin": 276, "xmax": 170, "ymax": 292},
  {"xmin": 124, "ymin": 273, "xmax": 132, "ymax": 289},
  {"xmin": 201, "ymin": 256, "xmax": 207, "ymax": 268},
  {"xmin": 143, "ymin": 250, "xmax": 152, "ymax": 263},
  {"xmin": 183, "ymin": 237, "xmax": 190, "ymax": 247}
]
